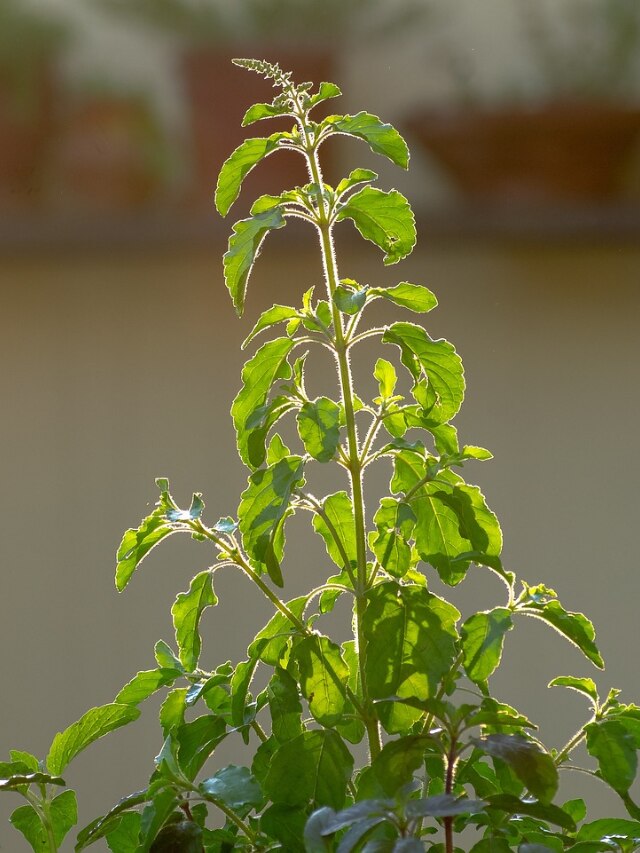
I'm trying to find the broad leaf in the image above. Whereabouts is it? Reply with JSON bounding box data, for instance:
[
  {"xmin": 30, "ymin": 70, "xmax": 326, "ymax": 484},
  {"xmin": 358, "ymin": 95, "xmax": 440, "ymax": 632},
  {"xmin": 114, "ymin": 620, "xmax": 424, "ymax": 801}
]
[
  {"xmin": 115, "ymin": 668, "xmax": 180, "ymax": 705},
  {"xmin": 172, "ymin": 570, "xmax": 217, "ymax": 671},
  {"xmin": 105, "ymin": 812, "xmax": 141, "ymax": 853},
  {"xmin": 485, "ymin": 794, "xmax": 575, "ymax": 830},
  {"xmin": 223, "ymin": 206, "xmax": 286, "ymax": 316},
  {"xmin": 370, "ymin": 498, "xmax": 416, "ymax": 578},
  {"xmin": 405, "ymin": 794, "xmax": 485, "ymax": 819},
  {"xmin": 577, "ymin": 818, "xmax": 640, "ymax": 842},
  {"xmin": 586, "ymin": 720, "xmax": 637, "ymax": 793},
  {"xmin": 47, "ymin": 704, "xmax": 140, "ymax": 776},
  {"xmin": 383, "ymin": 322, "xmax": 465, "ymax": 425},
  {"xmin": 328, "ymin": 112, "xmax": 409, "ymax": 169},
  {"xmin": 264, "ymin": 730, "xmax": 354, "ymax": 809},
  {"xmin": 200, "ymin": 765, "xmax": 262, "ymax": 809},
  {"xmin": 312, "ymin": 491, "xmax": 357, "ymax": 573},
  {"xmin": 268, "ymin": 668, "xmax": 304, "ymax": 743},
  {"xmin": 175, "ymin": 715, "xmax": 227, "ymax": 780},
  {"xmin": 238, "ymin": 455, "xmax": 304, "ymax": 586},
  {"xmin": 297, "ymin": 397, "xmax": 342, "ymax": 462},
  {"xmin": 295, "ymin": 635, "xmax": 349, "ymax": 726},
  {"xmin": 231, "ymin": 336, "xmax": 294, "ymax": 468},
  {"xmin": 370, "ymin": 283, "xmax": 438, "ymax": 314},
  {"xmin": 363, "ymin": 582, "xmax": 459, "ymax": 733},
  {"xmin": 215, "ymin": 134, "xmax": 285, "ymax": 216},
  {"xmin": 474, "ymin": 734, "xmax": 558, "ymax": 804},
  {"xmin": 260, "ymin": 803, "xmax": 308, "ymax": 850},
  {"xmin": 462, "ymin": 608, "xmax": 513, "ymax": 683},
  {"xmin": 337, "ymin": 187, "xmax": 416, "ymax": 265},
  {"xmin": 369, "ymin": 735, "xmax": 433, "ymax": 796},
  {"xmin": 75, "ymin": 790, "xmax": 147, "ymax": 850},
  {"xmin": 242, "ymin": 101, "xmax": 290, "ymax": 126},
  {"xmin": 11, "ymin": 790, "xmax": 77, "ymax": 851}
]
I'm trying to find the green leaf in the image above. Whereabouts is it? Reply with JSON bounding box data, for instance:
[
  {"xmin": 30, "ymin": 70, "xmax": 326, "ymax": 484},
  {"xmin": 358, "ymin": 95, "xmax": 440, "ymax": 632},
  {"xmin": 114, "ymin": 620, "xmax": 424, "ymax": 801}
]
[
  {"xmin": 230, "ymin": 658, "xmax": 259, "ymax": 730},
  {"xmin": 337, "ymin": 187, "xmax": 416, "ymax": 265},
  {"xmin": 175, "ymin": 715, "xmax": 227, "ymax": 780},
  {"xmin": 172, "ymin": 570, "xmax": 217, "ymax": 671},
  {"xmin": 334, "ymin": 282, "xmax": 368, "ymax": 315},
  {"xmin": 297, "ymin": 397, "xmax": 342, "ymax": 462},
  {"xmin": 0, "ymin": 771, "xmax": 65, "ymax": 790},
  {"xmin": 518, "ymin": 588, "xmax": 604, "ymax": 669},
  {"xmin": 485, "ymin": 794, "xmax": 575, "ymax": 830},
  {"xmin": 105, "ymin": 812, "xmax": 141, "ymax": 853},
  {"xmin": 308, "ymin": 81, "xmax": 342, "ymax": 108},
  {"xmin": 374, "ymin": 358, "xmax": 398, "ymax": 400},
  {"xmin": 223, "ymin": 206, "xmax": 286, "ymax": 316},
  {"xmin": 405, "ymin": 794, "xmax": 485, "ymax": 819},
  {"xmin": 115, "ymin": 668, "xmax": 180, "ymax": 705},
  {"xmin": 268, "ymin": 668, "xmax": 303, "ymax": 743},
  {"xmin": 264, "ymin": 730, "xmax": 354, "ymax": 809},
  {"xmin": 159, "ymin": 688, "xmax": 187, "ymax": 736},
  {"xmin": 370, "ymin": 498, "xmax": 416, "ymax": 578},
  {"xmin": 242, "ymin": 101, "xmax": 290, "ymax": 126},
  {"xmin": 577, "ymin": 818, "xmax": 640, "ymax": 842},
  {"xmin": 238, "ymin": 455, "xmax": 304, "ymax": 585},
  {"xmin": 383, "ymin": 322, "xmax": 465, "ymax": 425},
  {"xmin": 242, "ymin": 304, "xmax": 300, "ymax": 348},
  {"xmin": 47, "ymin": 704, "xmax": 140, "ymax": 776},
  {"xmin": 11, "ymin": 790, "xmax": 77, "ymax": 851},
  {"xmin": 261, "ymin": 803, "xmax": 307, "ymax": 851},
  {"xmin": 370, "ymin": 283, "xmax": 438, "ymax": 314},
  {"xmin": 336, "ymin": 168, "xmax": 378, "ymax": 196},
  {"xmin": 200, "ymin": 765, "xmax": 262, "ymax": 810},
  {"xmin": 215, "ymin": 134, "xmax": 286, "ymax": 216},
  {"xmin": 586, "ymin": 719, "xmax": 637, "ymax": 793},
  {"xmin": 75, "ymin": 791, "xmax": 147, "ymax": 850},
  {"xmin": 328, "ymin": 112, "xmax": 409, "ymax": 169},
  {"xmin": 462, "ymin": 608, "xmax": 513, "ymax": 683},
  {"xmin": 231, "ymin": 336, "xmax": 294, "ymax": 468},
  {"xmin": 115, "ymin": 507, "xmax": 174, "ymax": 592},
  {"xmin": 295, "ymin": 634, "xmax": 349, "ymax": 726},
  {"xmin": 363, "ymin": 582, "xmax": 459, "ymax": 733},
  {"xmin": 138, "ymin": 789, "xmax": 178, "ymax": 853},
  {"xmin": 248, "ymin": 597, "xmax": 306, "ymax": 666},
  {"xmin": 548, "ymin": 676, "xmax": 598, "ymax": 704},
  {"xmin": 312, "ymin": 491, "xmax": 357, "ymax": 573},
  {"xmin": 369, "ymin": 735, "xmax": 433, "ymax": 796},
  {"xmin": 8, "ymin": 751, "xmax": 39, "ymax": 772},
  {"xmin": 154, "ymin": 640, "xmax": 183, "ymax": 672},
  {"xmin": 474, "ymin": 734, "xmax": 558, "ymax": 804}
]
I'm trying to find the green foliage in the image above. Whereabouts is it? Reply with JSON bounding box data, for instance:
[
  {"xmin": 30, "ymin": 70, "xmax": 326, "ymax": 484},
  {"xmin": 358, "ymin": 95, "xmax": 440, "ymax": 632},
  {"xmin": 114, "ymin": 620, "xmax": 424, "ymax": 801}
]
[{"xmin": 3, "ymin": 57, "xmax": 638, "ymax": 853}]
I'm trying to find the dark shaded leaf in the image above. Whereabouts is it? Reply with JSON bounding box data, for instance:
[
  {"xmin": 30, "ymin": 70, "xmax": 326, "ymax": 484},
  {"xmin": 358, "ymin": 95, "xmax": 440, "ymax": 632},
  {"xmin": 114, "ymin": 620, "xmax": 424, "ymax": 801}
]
[
  {"xmin": 485, "ymin": 794, "xmax": 575, "ymax": 830},
  {"xmin": 295, "ymin": 635, "xmax": 349, "ymax": 726},
  {"xmin": 586, "ymin": 720, "xmax": 637, "ymax": 793},
  {"xmin": 474, "ymin": 735, "xmax": 557, "ymax": 804},
  {"xmin": 200, "ymin": 765, "xmax": 262, "ymax": 809}
]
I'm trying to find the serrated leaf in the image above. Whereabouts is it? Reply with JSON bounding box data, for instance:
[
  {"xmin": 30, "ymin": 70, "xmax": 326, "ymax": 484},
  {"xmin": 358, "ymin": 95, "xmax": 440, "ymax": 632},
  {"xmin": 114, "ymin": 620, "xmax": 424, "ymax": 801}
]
[
  {"xmin": 363, "ymin": 582, "xmax": 459, "ymax": 733},
  {"xmin": 105, "ymin": 811, "xmax": 141, "ymax": 853},
  {"xmin": 223, "ymin": 206, "xmax": 286, "ymax": 316},
  {"xmin": 462, "ymin": 608, "xmax": 513, "ymax": 683},
  {"xmin": 242, "ymin": 304, "xmax": 300, "ymax": 348},
  {"xmin": 370, "ymin": 282, "xmax": 438, "ymax": 313},
  {"xmin": 239, "ymin": 455, "xmax": 304, "ymax": 585},
  {"xmin": 11, "ymin": 790, "xmax": 77, "ymax": 851},
  {"xmin": 383, "ymin": 322, "xmax": 465, "ymax": 425},
  {"xmin": 337, "ymin": 187, "xmax": 416, "ymax": 265},
  {"xmin": 519, "ymin": 593, "xmax": 604, "ymax": 669},
  {"xmin": 312, "ymin": 491, "xmax": 357, "ymax": 573},
  {"xmin": 586, "ymin": 719, "xmax": 637, "ymax": 793},
  {"xmin": 328, "ymin": 112, "xmax": 409, "ymax": 169},
  {"xmin": 295, "ymin": 635, "xmax": 349, "ymax": 726},
  {"xmin": 200, "ymin": 765, "xmax": 262, "ymax": 809},
  {"xmin": 297, "ymin": 397, "xmax": 341, "ymax": 462},
  {"xmin": 232, "ymin": 336, "xmax": 294, "ymax": 468},
  {"xmin": 115, "ymin": 668, "xmax": 179, "ymax": 705},
  {"xmin": 548, "ymin": 676, "xmax": 598, "ymax": 704},
  {"xmin": 172, "ymin": 570, "xmax": 217, "ymax": 671},
  {"xmin": 485, "ymin": 794, "xmax": 575, "ymax": 830},
  {"xmin": 264, "ymin": 730, "xmax": 354, "ymax": 809},
  {"xmin": 47, "ymin": 704, "xmax": 140, "ymax": 776},
  {"xmin": 215, "ymin": 134, "xmax": 286, "ymax": 216},
  {"xmin": 115, "ymin": 507, "xmax": 174, "ymax": 592},
  {"xmin": 474, "ymin": 734, "xmax": 558, "ymax": 804},
  {"xmin": 154, "ymin": 640, "xmax": 183, "ymax": 672},
  {"xmin": 370, "ymin": 498, "xmax": 416, "ymax": 578}
]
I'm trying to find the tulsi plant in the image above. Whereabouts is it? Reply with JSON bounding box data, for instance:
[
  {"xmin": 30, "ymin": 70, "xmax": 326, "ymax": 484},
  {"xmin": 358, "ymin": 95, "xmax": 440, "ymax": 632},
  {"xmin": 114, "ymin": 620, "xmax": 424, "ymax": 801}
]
[{"xmin": 3, "ymin": 58, "xmax": 640, "ymax": 853}]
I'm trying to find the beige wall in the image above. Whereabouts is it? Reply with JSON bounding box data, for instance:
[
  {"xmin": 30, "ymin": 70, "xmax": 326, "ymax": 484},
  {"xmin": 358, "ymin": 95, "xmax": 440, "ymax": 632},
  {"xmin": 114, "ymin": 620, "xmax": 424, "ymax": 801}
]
[{"xmin": 1, "ymin": 235, "xmax": 639, "ymax": 847}]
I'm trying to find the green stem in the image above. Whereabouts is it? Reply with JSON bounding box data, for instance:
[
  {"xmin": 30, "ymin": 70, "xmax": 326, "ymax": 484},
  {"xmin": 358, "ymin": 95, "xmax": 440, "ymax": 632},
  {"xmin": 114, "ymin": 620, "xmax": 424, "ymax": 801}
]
[
  {"xmin": 25, "ymin": 790, "xmax": 57, "ymax": 853},
  {"xmin": 555, "ymin": 720, "xmax": 592, "ymax": 766}
]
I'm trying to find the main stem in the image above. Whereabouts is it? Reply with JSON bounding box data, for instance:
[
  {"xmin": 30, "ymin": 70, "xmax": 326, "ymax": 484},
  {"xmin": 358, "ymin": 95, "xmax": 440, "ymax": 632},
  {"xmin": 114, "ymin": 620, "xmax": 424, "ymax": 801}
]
[{"xmin": 301, "ymin": 126, "xmax": 381, "ymax": 760}]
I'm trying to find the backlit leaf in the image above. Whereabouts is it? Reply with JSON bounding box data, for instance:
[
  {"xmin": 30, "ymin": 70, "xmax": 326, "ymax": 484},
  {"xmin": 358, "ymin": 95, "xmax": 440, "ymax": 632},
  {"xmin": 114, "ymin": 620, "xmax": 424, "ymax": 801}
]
[
  {"xmin": 200, "ymin": 765, "xmax": 262, "ymax": 810},
  {"xmin": 47, "ymin": 704, "xmax": 140, "ymax": 776},
  {"xmin": 548, "ymin": 676, "xmax": 598, "ymax": 704},
  {"xmin": 268, "ymin": 668, "xmax": 303, "ymax": 743},
  {"xmin": 297, "ymin": 397, "xmax": 341, "ymax": 462},
  {"xmin": 586, "ymin": 720, "xmax": 637, "ymax": 793},
  {"xmin": 474, "ymin": 734, "xmax": 558, "ymax": 804},
  {"xmin": 370, "ymin": 283, "xmax": 438, "ymax": 314},
  {"xmin": 11, "ymin": 791, "xmax": 77, "ymax": 851},
  {"xmin": 242, "ymin": 304, "xmax": 299, "ymax": 348},
  {"xmin": 462, "ymin": 608, "xmax": 513, "ymax": 683},
  {"xmin": 172, "ymin": 570, "xmax": 217, "ymax": 672},
  {"xmin": 115, "ymin": 508, "xmax": 173, "ymax": 592},
  {"xmin": 312, "ymin": 491, "xmax": 357, "ymax": 573},
  {"xmin": 115, "ymin": 668, "xmax": 180, "ymax": 706},
  {"xmin": 337, "ymin": 187, "xmax": 416, "ymax": 265},
  {"xmin": 328, "ymin": 112, "xmax": 409, "ymax": 169},
  {"xmin": 295, "ymin": 635, "xmax": 349, "ymax": 726},
  {"xmin": 215, "ymin": 134, "xmax": 286, "ymax": 216}
]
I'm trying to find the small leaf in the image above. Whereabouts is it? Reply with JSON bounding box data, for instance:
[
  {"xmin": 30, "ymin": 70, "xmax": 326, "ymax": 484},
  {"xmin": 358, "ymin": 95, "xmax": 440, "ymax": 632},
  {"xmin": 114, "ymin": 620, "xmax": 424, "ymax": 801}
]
[
  {"xmin": 242, "ymin": 101, "xmax": 290, "ymax": 126},
  {"xmin": 223, "ymin": 206, "xmax": 286, "ymax": 316},
  {"xmin": 548, "ymin": 676, "xmax": 598, "ymax": 704},
  {"xmin": 462, "ymin": 608, "xmax": 513, "ymax": 683},
  {"xmin": 115, "ymin": 668, "xmax": 180, "ymax": 706},
  {"xmin": 242, "ymin": 304, "xmax": 300, "ymax": 348},
  {"xmin": 154, "ymin": 640, "xmax": 183, "ymax": 672},
  {"xmin": 215, "ymin": 134, "xmax": 286, "ymax": 216},
  {"xmin": 405, "ymin": 794, "xmax": 485, "ymax": 819},
  {"xmin": 586, "ymin": 719, "xmax": 637, "ymax": 794},
  {"xmin": 172, "ymin": 570, "xmax": 217, "ymax": 672},
  {"xmin": 308, "ymin": 81, "xmax": 342, "ymax": 108},
  {"xmin": 336, "ymin": 168, "xmax": 378, "ymax": 195},
  {"xmin": 474, "ymin": 734, "xmax": 558, "ymax": 804},
  {"xmin": 297, "ymin": 397, "xmax": 342, "ymax": 462},
  {"xmin": 370, "ymin": 282, "xmax": 438, "ymax": 313},
  {"xmin": 370, "ymin": 498, "xmax": 416, "ymax": 578},
  {"xmin": 175, "ymin": 715, "xmax": 227, "ymax": 780},
  {"xmin": 264, "ymin": 730, "xmax": 354, "ymax": 809},
  {"xmin": 374, "ymin": 358, "xmax": 398, "ymax": 400},
  {"xmin": 248, "ymin": 596, "xmax": 306, "ymax": 666},
  {"xmin": 295, "ymin": 634, "xmax": 349, "ymax": 726},
  {"xmin": 334, "ymin": 282, "xmax": 368, "ymax": 315},
  {"xmin": 312, "ymin": 491, "xmax": 357, "ymax": 572},
  {"xmin": 115, "ymin": 508, "xmax": 173, "ymax": 592},
  {"xmin": 200, "ymin": 765, "xmax": 262, "ymax": 810},
  {"xmin": 232, "ymin": 336, "xmax": 294, "ymax": 468},
  {"xmin": 47, "ymin": 704, "xmax": 140, "ymax": 776},
  {"xmin": 328, "ymin": 112, "xmax": 409, "ymax": 169},
  {"xmin": 337, "ymin": 187, "xmax": 416, "ymax": 265}
]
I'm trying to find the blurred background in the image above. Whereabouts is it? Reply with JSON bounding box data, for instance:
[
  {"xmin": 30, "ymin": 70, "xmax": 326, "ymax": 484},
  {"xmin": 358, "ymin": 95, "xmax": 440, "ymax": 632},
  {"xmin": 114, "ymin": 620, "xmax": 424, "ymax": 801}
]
[{"xmin": 2, "ymin": 0, "xmax": 640, "ymax": 848}]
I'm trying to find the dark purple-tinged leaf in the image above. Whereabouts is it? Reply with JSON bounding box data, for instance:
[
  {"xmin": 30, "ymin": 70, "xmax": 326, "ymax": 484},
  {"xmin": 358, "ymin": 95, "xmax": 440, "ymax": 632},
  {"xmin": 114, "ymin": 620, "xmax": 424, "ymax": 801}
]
[
  {"xmin": 474, "ymin": 734, "xmax": 557, "ymax": 804},
  {"xmin": 223, "ymin": 206, "xmax": 286, "ymax": 316},
  {"xmin": 171, "ymin": 570, "xmax": 217, "ymax": 671},
  {"xmin": 586, "ymin": 720, "xmax": 637, "ymax": 793},
  {"xmin": 462, "ymin": 608, "xmax": 513, "ymax": 683},
  {"xmin": 337, "ymin": 187, "xmax": 416, "ymax": 265},
  {"xmin": 47, "ymin": 704, "xmax": 140, "ymax": 776},
  {"xmin": 327, "ymin": 112, "xmax": 409, "ymax": 169}
]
